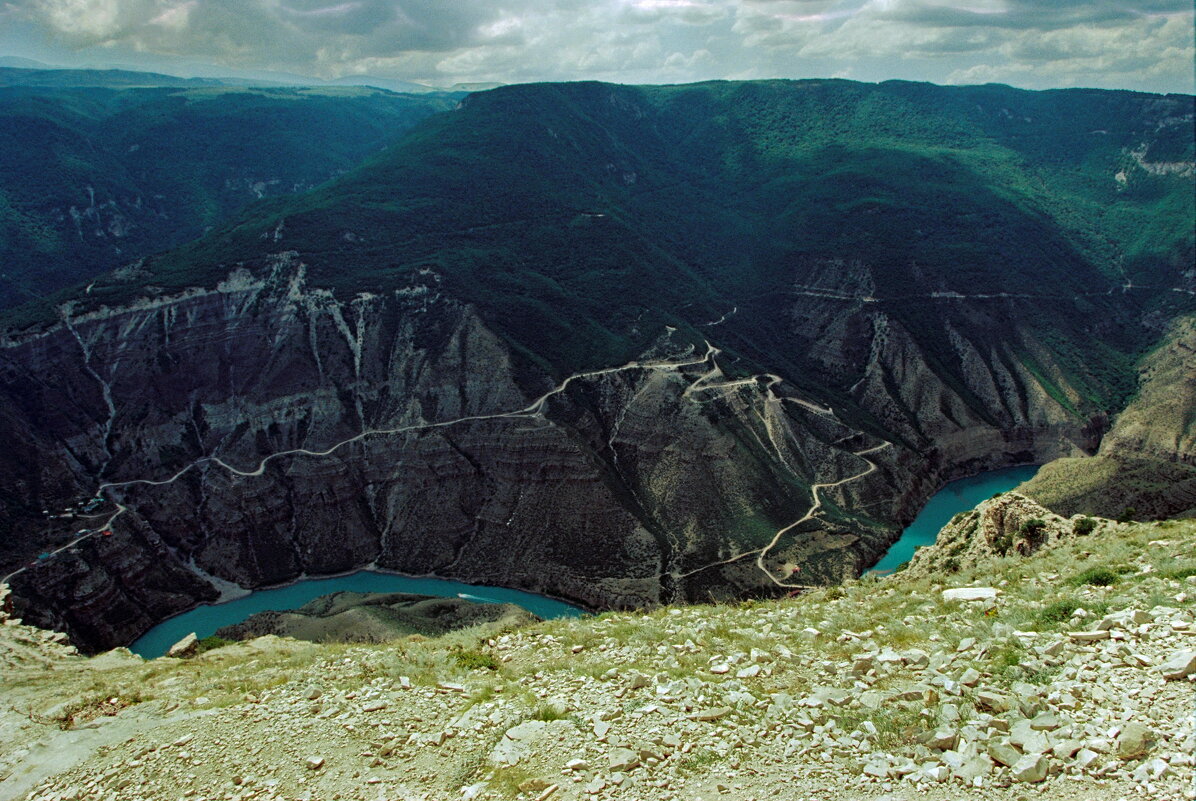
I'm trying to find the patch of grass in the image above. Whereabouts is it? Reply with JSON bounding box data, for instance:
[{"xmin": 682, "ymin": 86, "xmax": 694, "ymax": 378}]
[
  {"xmin": 1034, "ymin": 599, "xmax": 1108, "ymax": 627},
  {"xmin": 1023, "ymin": 665, "xmax": 1060, "ymax": 685},
  {"xmin": 530, "ymin": 702, "xmax": 569, "ymax": 721},
  {"xmin": 452, "ymin": 649, "xmax": 500, "ymax": 671},
  {"xmin": 51, "ymin": 690, "xmax": 145, "ymax": 730},
  {"xmin": 988, "ymin": 642, "xmax": 1027, "ymax": 678},
  {"xmin": 1037, "ymin": 599, "xmax": 1082, "ymax": 624},
  {"xmin": 676, "ymin": 747, "xmax": 726, "ymax": 776},
  {"xmin": 1161, "ymin": 564, "xmax": 1196, "ymax": 581},
  {"xmin": 195, "ymin": 635, "xmax": 232, "ymax": 654},
  {"xmin": 487, "ymin": 764, "xmax": 539, "ymax": 799},
  {"xmin": 834, "ymin": 704, "xmax": 927, "ymax": 751},
  {"xmin": 1067, "ymin": 566, "xmax": 1120, "ymax": 587}
]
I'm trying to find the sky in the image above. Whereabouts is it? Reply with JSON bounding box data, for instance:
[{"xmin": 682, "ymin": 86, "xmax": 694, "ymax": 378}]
[{"xmin": 0, "ymin": 1, "xmax": 1192, "ymax": 94}]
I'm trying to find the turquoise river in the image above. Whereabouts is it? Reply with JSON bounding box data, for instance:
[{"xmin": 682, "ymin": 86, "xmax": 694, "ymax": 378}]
[
  {"xmin": 132, "ymin": 464, "xmax": 1037, "ymax": 657},
  {"xmin": 868, "ymin": 464, "xmax": 1040, "ymax": 575}
]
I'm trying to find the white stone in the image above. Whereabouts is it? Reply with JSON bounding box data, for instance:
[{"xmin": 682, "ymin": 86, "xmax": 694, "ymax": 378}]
[
  {"xmin": 1159, "ymin": 650, "xmax": 1196, "ymax": 680},
  {"xmin": 608, "ymin": 748, "xmax": 640, "ymax": 772},
  {"xmin": 166, "ymin": 633, "xmax": 198, "ymax": 659},
  {"xmin": 1011, "ymin": 754, "xmax": 1048, "ymax": 783},
  {"xmin": 942, "ymin": 588, "xmax": 999, "ymax": 602}
]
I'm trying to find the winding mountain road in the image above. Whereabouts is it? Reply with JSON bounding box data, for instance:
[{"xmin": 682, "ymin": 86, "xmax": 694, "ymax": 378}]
[{"xmin": 2, "ymin": 334, "xmax": 891, "ymax": 598}]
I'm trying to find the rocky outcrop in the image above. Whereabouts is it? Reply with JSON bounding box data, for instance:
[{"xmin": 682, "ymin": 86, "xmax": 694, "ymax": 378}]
[
  {"xmin": 0, "ymin": 584, "xmax": 79, "ymax": 672},
  {"xmin": 1021, "ymin": 315, "xmax": 1196, "ymax": 519},
  {"xmin": 215, "ymin": 591, "xmax": 536, "ymax": 644},
  {"xmin": 901, "ymin": 493, "xmax": 1093, "ymax": 579}
]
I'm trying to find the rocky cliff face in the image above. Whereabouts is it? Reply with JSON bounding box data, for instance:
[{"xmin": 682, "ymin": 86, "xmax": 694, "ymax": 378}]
[
  {"xmin": 1019, "ymin": 315, "xmax": 1196, "ymax": 520},
  {"xmin": 0, "ymin": 254, "xmax": 1105, "ymax": 652}
]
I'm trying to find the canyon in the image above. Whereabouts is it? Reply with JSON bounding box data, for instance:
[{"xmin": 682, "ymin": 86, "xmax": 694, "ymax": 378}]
[
  {"xmin": 0, "ymin": 257, "xmax": 1106, "ymax": 652},
  {"xmin": 0, "ymin": 79, "xmax": 1191, "ymax": 652}
]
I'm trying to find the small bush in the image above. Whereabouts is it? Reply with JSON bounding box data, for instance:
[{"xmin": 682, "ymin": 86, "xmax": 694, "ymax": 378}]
[
  {"xmin": 991, "ymin": 532, "xmax": 1012, "ymax": 555},
  {"xmin": 1067, "ymin": 567, "xmax": 1120, "ymax": 587},
  {"xmin": 1117, "ymin": 507, "xmax": 1138, "ymax": 523},
  {"xmin": 196, "ymin": 635, "xmax": 232, "ymax": 654},
  {"xmin": 1073, "ymin": 517, "xmax": 1097, "ymax": 536},
  {"xmin": 452, "ymin": 649, "xmax": 500, "ymax": 671},
  {"xmin": 1017, "ymin": 518, "xmax": 1046, "ymax": 537},
  {"xmin": 1037, "ymin": 599, "xmax": 1081, "ymax": 624}
]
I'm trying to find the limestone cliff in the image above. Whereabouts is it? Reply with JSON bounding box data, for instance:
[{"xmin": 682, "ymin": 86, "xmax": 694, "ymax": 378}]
[
  {"xmin": 0, "ymin": 255, "xmax": 1103, "ymax": 652},
  {"xmin": 1021, "ymin": 315, "xmax": 1196, "ymax": 520}
]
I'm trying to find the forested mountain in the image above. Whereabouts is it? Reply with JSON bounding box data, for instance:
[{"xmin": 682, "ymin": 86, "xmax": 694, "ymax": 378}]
[{"xmin": 0, "ymin": 77, "xmax": 461, "ymax": 307}]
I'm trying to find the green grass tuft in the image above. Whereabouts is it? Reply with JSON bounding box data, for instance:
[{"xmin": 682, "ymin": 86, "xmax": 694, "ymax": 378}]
[{"xmin": 1067, "ymin": 567, "xmax": 1120, "ymax": 587}]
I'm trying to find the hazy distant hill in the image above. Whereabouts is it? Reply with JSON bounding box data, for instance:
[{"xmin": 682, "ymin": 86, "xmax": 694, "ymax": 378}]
[
  {"xmin": 0, "ymin": 76, "xmax": 463, "ymax": 307},
  {"xmin": 0, "ymin": 66, "xmax": 224, "ymax": 88}
]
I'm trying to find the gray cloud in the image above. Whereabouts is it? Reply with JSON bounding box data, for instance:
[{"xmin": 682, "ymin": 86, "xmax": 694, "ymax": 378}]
[
  {"xmin": 888, "ymin": 1, "xmax": 1191, "ymax": 32},
  {"xmin": 1, "ymin": 0, "xmax": 1191, "ymax": 93}
]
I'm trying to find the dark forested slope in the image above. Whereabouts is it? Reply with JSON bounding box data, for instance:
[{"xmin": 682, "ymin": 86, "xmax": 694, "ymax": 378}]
[{"xmin": 0, "ymin": 77, "xmax": 460, "ymax": 307}]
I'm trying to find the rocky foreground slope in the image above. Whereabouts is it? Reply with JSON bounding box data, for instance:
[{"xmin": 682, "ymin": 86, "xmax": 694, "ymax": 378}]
[{"xmin": 2, "ymin": 494, "xmax": 1194, "ymax": 801}]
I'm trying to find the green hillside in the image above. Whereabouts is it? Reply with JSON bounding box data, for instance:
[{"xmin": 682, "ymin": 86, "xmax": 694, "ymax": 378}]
[
  {"xmin": 0, "ymin": 81, "xmax": 461, "ymax": 307},
  {"xmin": 9, "ymin": 80, "xmax": 1195, "ymax": 416}
]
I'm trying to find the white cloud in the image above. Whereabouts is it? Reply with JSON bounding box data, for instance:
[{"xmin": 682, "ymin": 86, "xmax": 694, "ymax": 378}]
[{"xmin": 2, "ymin": 0, "xmax": 1191, "ymax": 92}]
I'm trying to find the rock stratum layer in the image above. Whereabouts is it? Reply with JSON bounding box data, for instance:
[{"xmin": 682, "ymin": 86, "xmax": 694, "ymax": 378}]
[{"xmin": 2, "ymin": 260, "xmax": 1099, "ymax": 652}]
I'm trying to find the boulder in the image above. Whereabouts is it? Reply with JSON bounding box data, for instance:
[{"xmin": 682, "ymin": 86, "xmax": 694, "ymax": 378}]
[
  {"xmin": 608, "ymin": 748, "xmax": 640, "ymax": 772},
  {"xmin": 1159, "ymin": 650, "xmax": 1196, "ymax": 680},
  {"xmin": 1011, "ymin": 754, "xmax": 1048, "ymax": 783},
  {"xmin": 1116, "ymin": 722, "xmax": 1156, "ymax": 760},
  {"xmin": 167, "ymin": 633, "xmax": 199, "ymax": 659}
]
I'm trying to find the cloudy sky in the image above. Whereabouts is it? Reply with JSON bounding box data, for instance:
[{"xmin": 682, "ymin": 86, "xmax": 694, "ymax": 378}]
[{"xmin": 1, "ymin": 1, "xmax": 1192, "ymax": 93}]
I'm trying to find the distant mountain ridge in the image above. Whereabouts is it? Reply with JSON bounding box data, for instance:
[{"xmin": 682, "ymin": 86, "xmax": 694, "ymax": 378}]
[
  {"xmin": 0, "ymin": 66, "xmax": 226, "ymax": 88},
  {"xmin": 0, "ymin": 78, "xmax": 463, "ymax": 307}
]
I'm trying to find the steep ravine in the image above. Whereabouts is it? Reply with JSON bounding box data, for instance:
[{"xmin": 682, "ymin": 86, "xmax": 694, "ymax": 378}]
[{"xmin": 0, "ymin": 259, "xmax": 1100, "ymax": 652}]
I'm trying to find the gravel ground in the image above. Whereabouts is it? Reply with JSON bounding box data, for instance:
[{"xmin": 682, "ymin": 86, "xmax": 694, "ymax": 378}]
[{"xmin": 2, "ymin": 501, "xmax": 1195, "ymax": 801}]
